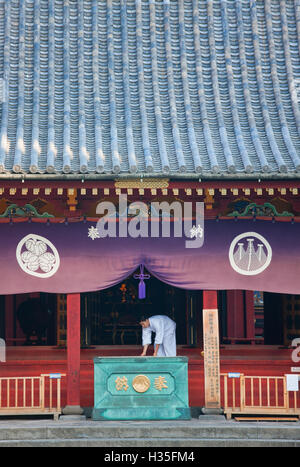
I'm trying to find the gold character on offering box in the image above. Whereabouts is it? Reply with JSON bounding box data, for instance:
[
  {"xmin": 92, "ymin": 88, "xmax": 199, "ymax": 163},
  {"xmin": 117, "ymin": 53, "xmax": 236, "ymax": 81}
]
[
  {"xmin": 154, "ymin": 376, "xmax": 168, "ymax": 391},
  {"xmin": 115, "ymin": 376, "xmax": 129, "ymax": 391}
]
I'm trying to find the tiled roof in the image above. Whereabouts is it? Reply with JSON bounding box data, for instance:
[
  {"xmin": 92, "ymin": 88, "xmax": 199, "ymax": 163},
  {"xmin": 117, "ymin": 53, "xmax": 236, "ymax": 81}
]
[{"xmin": 1, "ymin": 0, "xmax": 300, "ymax": 178}]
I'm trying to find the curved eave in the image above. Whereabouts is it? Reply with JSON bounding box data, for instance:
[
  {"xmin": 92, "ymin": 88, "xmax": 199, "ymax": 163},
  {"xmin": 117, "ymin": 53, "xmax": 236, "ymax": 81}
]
[{"xmin": 0, "ymin": 172, "xmax": 300, "ymax": 182}]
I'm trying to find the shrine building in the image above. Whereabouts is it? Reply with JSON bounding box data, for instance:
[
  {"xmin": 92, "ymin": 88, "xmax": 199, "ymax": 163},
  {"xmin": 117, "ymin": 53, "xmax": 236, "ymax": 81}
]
[{"xmin": 0, "ymin": 0, "xmax": 300, "ymax": 419}]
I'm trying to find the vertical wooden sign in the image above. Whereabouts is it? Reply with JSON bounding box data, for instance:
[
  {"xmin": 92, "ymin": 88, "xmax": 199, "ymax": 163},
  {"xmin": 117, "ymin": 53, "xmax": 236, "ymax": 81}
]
[{"xmin": 203, "ymin": 308, "xmax": 221, "ymax": 409}]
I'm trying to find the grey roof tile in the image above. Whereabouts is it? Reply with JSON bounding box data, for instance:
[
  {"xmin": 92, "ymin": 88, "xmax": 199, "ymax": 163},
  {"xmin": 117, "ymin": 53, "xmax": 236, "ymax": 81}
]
[{"xmin": 0, "ymin": 0, "xmax": 300, "ymax": 177}]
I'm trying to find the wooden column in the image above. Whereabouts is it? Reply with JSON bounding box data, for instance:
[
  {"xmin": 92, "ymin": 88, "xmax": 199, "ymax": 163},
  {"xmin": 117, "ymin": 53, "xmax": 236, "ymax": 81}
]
[
  {"xmin": 5, "ymin": 295, "xmax": 14, "ymax": 346},
  {"xmin": 202, "ymin": 290, "xmax": 222, "ymax": 415},
  {"xmin": 227, "ymin": 290, "xmax": 255, "ymax": 343},
  {"xmin": 62, "ymin": 293, "xmax": 84, "ymax": 416},
  {"xmin": 226, "ymin": 290, "xmax": 245, "ymax": 339}
]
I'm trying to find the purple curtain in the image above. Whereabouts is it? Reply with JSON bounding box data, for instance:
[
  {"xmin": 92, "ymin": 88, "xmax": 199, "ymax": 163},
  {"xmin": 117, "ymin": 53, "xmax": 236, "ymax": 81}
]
[{"xmin": 1, "ymin": 219, "xmax": 299, "ymax": 295}]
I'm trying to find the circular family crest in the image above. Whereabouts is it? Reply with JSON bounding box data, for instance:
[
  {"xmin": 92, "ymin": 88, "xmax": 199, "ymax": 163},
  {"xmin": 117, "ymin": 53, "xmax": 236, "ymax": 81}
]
[
  {"xmin": 16, "ymin": 234, "xmax": 60, "ymax": 278},
  {"xmin": 229, "ymin": 232, "xmax": 272, "ymax": 276},
  {"xmin": 132, "ymin": 375, "xmax": 151, "ymax": 393}
]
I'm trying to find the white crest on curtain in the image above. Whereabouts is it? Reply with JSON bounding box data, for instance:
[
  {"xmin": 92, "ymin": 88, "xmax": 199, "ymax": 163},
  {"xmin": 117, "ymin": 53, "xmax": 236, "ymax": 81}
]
[
  {"xmin": 229, "ymin": 232, "xmax": 272, "ymax": 276},
  {"xmin": 16, "ymin": 234, "xmax": 60, "ymax": 278}
]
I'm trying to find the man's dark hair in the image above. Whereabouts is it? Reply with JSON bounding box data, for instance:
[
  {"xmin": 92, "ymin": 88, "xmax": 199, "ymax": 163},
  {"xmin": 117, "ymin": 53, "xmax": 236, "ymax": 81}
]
[{"xmin": 138, "ymin": 314, "xmax": 150, "ymax": 323}]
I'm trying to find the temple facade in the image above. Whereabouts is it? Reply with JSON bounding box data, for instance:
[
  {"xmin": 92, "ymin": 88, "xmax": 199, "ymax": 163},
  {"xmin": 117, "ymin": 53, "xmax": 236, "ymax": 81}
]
[{"xmin": 0, "ymin": 0, "xmax": 300, "ymax": 417}]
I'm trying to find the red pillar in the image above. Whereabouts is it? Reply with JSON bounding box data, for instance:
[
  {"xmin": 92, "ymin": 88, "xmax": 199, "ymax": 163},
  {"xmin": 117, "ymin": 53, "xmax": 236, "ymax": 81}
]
[
  {"xmin": 62, "ymin": 293, "xmax": 84, "ymax": 416},
  {"xmin": 203, "ymin": 290, "xmax": 218, "ymax": 310}
]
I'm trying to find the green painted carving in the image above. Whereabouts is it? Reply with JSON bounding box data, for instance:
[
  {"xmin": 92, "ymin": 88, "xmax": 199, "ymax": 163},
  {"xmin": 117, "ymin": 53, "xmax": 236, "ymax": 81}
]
[
  {"xmin": 0, "ymin": 203, "xmax": 54, "ymax": 218},
  {"xmin": 228, "ymin": 202, "xmax": 294, "ymax": 218}
]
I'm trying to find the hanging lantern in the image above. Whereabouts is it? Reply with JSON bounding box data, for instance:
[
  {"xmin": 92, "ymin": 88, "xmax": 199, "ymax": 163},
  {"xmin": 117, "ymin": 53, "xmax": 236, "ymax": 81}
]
[{"xmin": 134, "ymin": 265, "xmax": 150, "ymax": 299}]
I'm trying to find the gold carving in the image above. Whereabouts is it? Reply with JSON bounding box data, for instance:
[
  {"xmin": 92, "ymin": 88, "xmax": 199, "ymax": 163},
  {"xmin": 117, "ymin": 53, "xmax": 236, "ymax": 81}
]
[
  {"xmin": 154, "ymin": 376, "xmax": 168, "ymax": 391},
  {"xmin": 132, "ymin": 375, "xmax": 151, "ymax": 393},
  {"xmin": 67, "ymin": 188, "xmax": 78, "ymax": 212},
  {"xmin": 204, "ymin": 189, "xmax": 214, "ymax": 210},
  {"xmin": 115, "ymin": 178, "xmax": 169, "ymax": 189},
  {"xmin": 115, "ymin": 376, "xmax": 129, "ymax": 391}
]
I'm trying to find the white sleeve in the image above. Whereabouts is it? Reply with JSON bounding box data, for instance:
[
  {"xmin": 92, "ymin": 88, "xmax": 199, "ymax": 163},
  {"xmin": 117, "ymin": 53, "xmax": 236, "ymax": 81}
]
[
  {"xmin": 142, "ymin": 327, "xmax": 152, "ymax": 346},
  {"xmin": 154, "ymin": 318, "xmax": 164, "ymax": 345}
]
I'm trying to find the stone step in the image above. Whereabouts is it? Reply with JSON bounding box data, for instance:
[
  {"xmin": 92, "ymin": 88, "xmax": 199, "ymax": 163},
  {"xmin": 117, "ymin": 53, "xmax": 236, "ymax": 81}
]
[
  {"xmin": 0, "ymin": 419, "xmax": 299, "ymax": 447},
  {"xmin": 0, "ymin": 437, "xmax": 299, "ymax": 448}
]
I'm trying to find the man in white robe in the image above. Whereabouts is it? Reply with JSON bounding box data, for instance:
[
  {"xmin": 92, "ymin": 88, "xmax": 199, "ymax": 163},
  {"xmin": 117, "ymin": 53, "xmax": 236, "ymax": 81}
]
[{"xmin": 139, "ymin": 315, "xmax": 176, "ymax": 357}]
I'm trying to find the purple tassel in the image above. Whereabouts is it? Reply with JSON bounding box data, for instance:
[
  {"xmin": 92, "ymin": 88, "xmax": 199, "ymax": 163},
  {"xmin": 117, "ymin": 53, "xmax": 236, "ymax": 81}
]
[
  {"xmin": 134, "ymin": 265, "xmax": 150, "ymax": 300},
  {"xmin": 139, "ymin": 280, "xmax": 146, "ymax": 299}
]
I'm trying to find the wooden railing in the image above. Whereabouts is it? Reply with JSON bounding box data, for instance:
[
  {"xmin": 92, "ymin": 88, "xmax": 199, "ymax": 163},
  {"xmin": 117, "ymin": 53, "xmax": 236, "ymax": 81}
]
[
  {"xmin": 221, "ymin": 373, "xmax": 243, "ymax": 415},
  {"xmin": 221, "ymin": 373, "xmax": 300, "ymax": 419},
  {"xmin": 0, "ymin": 374, "xmax": 65, "ymax": 420}
]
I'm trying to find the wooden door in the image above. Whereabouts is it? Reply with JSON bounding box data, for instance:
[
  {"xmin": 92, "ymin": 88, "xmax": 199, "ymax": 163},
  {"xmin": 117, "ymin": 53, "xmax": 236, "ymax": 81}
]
[{"xmin": 56, "ymin": 294, "xmax": 67, "ymax": 347}]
